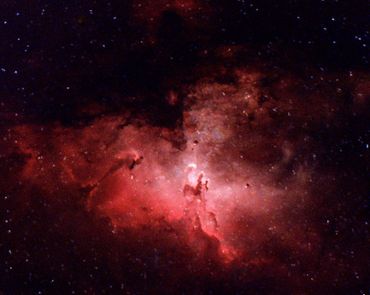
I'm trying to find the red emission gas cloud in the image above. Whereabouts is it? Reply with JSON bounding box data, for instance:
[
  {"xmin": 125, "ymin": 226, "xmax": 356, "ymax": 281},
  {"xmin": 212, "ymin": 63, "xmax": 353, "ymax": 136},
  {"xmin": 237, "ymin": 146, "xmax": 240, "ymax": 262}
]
[{"xmin": 5, "ymin": 64, "xmax": 370, "ymax": 293}]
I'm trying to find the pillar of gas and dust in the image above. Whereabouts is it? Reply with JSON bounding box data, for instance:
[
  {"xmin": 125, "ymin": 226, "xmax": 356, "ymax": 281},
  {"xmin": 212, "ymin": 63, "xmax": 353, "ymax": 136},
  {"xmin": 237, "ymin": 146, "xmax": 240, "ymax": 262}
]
[{"xmin": 183, "ymin": 163, "xmax": 218, "ymax": 233}]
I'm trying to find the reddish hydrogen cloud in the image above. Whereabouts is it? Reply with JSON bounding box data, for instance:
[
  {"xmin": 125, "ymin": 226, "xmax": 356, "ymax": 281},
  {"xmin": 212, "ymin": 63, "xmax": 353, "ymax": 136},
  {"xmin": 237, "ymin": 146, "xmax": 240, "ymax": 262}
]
[
  {"xmin": 129, "ymin": 0, "xmax": 214, "ymax": 45},
  {"xmin": 8, "ymin": 65, "xmax": 369, "ymax": 292},
  {"xmin": 132, "ymin": 0, "xmax": 211, "ymax": 24}
]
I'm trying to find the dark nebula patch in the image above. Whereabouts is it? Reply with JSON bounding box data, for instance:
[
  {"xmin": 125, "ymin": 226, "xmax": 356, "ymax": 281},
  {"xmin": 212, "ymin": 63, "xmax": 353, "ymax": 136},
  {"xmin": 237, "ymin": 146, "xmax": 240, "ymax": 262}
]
[{"xmin": 0, "ymin": 1, "xmax": 369, "ymax": 294}]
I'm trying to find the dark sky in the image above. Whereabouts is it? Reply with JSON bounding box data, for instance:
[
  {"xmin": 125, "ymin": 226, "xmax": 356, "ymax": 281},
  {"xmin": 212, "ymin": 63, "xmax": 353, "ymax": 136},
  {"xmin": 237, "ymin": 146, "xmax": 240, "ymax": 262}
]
[
  {"xmin": 0, "ymin": 1, "xmax": 369, "ymax": 294},
  {"xmin": 1, "ymin": 0, "xmax": 368, "ymax": 124}
]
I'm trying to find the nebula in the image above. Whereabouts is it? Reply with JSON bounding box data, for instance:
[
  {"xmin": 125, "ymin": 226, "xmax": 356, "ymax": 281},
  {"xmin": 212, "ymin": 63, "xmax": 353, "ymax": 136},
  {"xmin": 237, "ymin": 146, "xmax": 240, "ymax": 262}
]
[
  {"xmin": 1, "ymin": 1, "xmax": 369, "ymax": 294},
  {"xmin": 1, "ymin": 62, "xmax": 369, "ymax": 293}
]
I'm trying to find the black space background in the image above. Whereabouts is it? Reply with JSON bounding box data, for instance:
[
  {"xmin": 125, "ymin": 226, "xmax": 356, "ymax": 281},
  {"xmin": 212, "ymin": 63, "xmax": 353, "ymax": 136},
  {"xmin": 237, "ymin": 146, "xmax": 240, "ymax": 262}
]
[
  {"xmin": 0, "ymin": 1, "xmax": 369, "ymax": 294},
  {"xmin": 1, "ymin": 0, "xmax": 369, "ymax": 125}
]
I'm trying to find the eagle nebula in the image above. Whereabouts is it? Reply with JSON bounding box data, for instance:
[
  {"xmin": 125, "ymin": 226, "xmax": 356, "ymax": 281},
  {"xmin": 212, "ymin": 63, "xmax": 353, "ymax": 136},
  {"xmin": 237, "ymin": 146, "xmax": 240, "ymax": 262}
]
[{"xmin": 0, "ymin": 1, "xmax": 369, "ymax": 294}]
